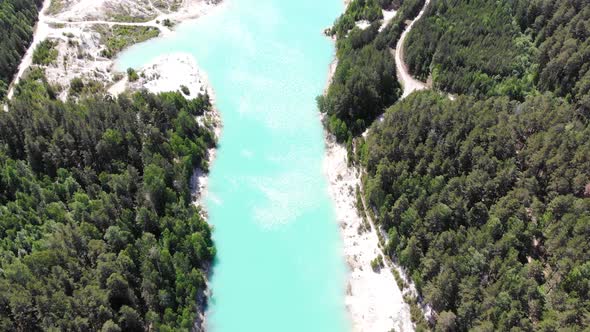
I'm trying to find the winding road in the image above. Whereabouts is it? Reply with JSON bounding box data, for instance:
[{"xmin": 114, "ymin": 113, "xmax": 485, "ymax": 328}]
[
  {"xmin": 5, "ymin": 0, "xmax": 171, "ymax": 103},
  {"xmin": 393, "ymin": 0, "xmax": 430, "ymax": 99}
]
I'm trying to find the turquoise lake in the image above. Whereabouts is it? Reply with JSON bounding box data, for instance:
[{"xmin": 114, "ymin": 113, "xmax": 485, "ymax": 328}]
[{"xmin": 116, "ymin": 0, "xmax": 348, "ymax": 330}]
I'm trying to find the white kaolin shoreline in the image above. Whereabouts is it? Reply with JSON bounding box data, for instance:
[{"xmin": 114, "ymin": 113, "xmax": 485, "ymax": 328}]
[
  {"xmin": 323, "ymin": 5, "xmax": 414, "ymax": 329},
  {"xmin": 324, "ymin": 0, "xmax": 433, "ymax": 330},
  {"xmin": 323, "ymin": 136, "xmax": 414, "ymax": 332}
]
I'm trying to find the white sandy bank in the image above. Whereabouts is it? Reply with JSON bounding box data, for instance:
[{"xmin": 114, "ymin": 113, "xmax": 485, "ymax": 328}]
[
  {"xmin": 111, "ymin": 53, "xmax": 210, "ymax": 97},
  {"xmin": 323, "ymin": 0, "xmax": 441, "ymax": 330},
  {"xmin": 324, "ymin": 139, "xmax": 414, "ymax": 332},
  {"xmin": 6, "ymin": 0, "xmax": 221, "ymax": 101},
  {"xmin": 324, "ymin": 29, "xmax": 413, "ymax": 330}
]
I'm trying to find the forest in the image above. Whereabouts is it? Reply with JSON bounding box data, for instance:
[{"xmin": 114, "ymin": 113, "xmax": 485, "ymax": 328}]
[
  {"xmin": 1, "ymin": 0, "xmax": 588, "ymax": 330},
  {"xmin": 0, "ymin": 0, "xmax": 43, "ymax": 99},
  {"xmin": 359, "ymin": 91, "xmax": 590, "ymax": 331},
  {"xmin": 0, "ymin": 69, "xmax": 217, "ymax": 331},
  {"xmin": 328, "ymin": 0, "xmax": 590, "ymax": 330},
  {"xmin": 515, "ymin": 0, "xmax": 590, "ymax": 116},
  {"xmin": 318, "ymin": 0, "xmax": 426, "ymax": 143},
  {"xmin": 404, "ymin": 0, "xmax": 590, "ymax": 110},
  {"xmin": 404, "ymin": 0, "xmax": 536, "ymax": 99}
]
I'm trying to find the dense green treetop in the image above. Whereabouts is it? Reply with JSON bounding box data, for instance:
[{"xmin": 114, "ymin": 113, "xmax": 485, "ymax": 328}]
[
  {"xmin": 0, "ymin": 70, "xmax": 216, "ymax": 331},
  {"xmin": 319, "ymin": 0, "xmax": 426, "ymax": 143},
  {"xmin": 404, "ymin": 0, "xmax": 536, "ymax": 99},
  {"xmin": 329, "ymin": 0, "xmax": 590, "ymax": 330},
  {"xmin": 0, "ymin": 0, "xmax": 43, "ymax": 99},
  {"xmin": 405, "ymin": 0, "xmax": 590, "ymax": 112},
  {"xmin": 360, "ymin": 91, "xmax": 590, "ymax": 331},
  {"xmin": 515, "ymin": 0, "xmax": 590, "ymax": 114}
]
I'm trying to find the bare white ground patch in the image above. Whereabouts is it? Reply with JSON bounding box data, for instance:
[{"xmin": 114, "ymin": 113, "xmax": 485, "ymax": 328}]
[
  {"xmin": 324, "ymin": 139, "xmax": 414, "ymax": 332},
  {"xmin": 52, "ymin": 0, "xmax": 220, "ymax": 22},
  {"xmin": 380, "ymin": 8, "xmax": 397, "ymax": 32}
]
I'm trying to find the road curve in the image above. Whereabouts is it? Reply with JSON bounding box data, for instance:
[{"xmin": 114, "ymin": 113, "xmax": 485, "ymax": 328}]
[
  {"xmin": 393, "ymin": 0, "xmax": 430, "ymax": 99},
  {"xmin": 5, "ymin": 0, "xmax": 172, "ymax": 103}
]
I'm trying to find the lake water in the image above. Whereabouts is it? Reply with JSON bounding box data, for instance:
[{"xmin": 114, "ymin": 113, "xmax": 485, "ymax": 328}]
[{"xmin": 116, "ymin": 0, "xmax": 348, "ymax": 330}]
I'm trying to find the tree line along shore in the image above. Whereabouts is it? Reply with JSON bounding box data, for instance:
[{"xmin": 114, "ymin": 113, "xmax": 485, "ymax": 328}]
[
  {"xmin": 1, "ymin": 0, "xmax": 589, "ymax": 331},
  {"xmin": 0, "ymin": 0, "xmax": 220, "ymax": 330},
  {"xmin": 323, "ymin": 0, "xmax": 590, "ymax": 331}
]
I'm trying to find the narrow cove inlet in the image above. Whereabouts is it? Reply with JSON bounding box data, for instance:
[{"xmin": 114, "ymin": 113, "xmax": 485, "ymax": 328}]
[{"xmin": 117, "ymin": 0, "xmax": 349, "ymax": 330}]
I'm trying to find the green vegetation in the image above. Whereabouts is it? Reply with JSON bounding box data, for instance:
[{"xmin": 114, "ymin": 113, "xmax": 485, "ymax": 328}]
[
  {"xmin": 68, "ymin": 77, "xmax": 105, "ymax": 97},
  {"xmin": 153, "ymin": 0, "xmax": 170, "ymax": 11},
  {"xmin": 318, "ymin": 38, "xmax": 399, "ymax": 141},
  {"xmin": 180, "ymin": 85, "xmax": 190, "ymax": 96},
  {"xmin": 110, "ymin": 14, "xmax": 154, "ymax": 24},
  {"xmin": 405, "ymin": 0, "xmax": 536, "ymax": 99},
  {"xmin": 327, "ymin": 0, "xmax": 590, "ymax": 330},
  {"xmin": 371, "ymin": 254, "xmax": 384, "ymax": 271},
  {"xmin": 514, "ymin": 0, "xmax": 590, "ymax": 115},
  {"xmin": 404, "ymin": 293, "xmax": 430, "ymax": 331},
  {"xmin": 405, "ymin": 0, "xmax": 590, "ymax": 107},
  {"xmin": 0, "ymin": 0, "xmax": 43, "ymax": 99},
  {"xmin": 361, "ymin": 91, "xmax": 590, "ymax": 330},
  {"xmin": 97, "ymin": 25, "xmax": 160, "ymax": 59},
  {"xmin": 47, "ymin": 0, "xmax": 65, "ymax": 15},
  {"xmin": 392, "ymin": 268, "xmax": 406, "ymax": 290},
  {"xmin": 32, "ymin": 39, "xmax": 59, "ymax": 66},
  {"xmin": 127, "ymin": 68, "xmax": 140, "ymax": 82},
  {"xmin": 0, "ymin": 70, "xmax": 217, "ymax": 330},
  {"xmin": 162, "ymin": 19, "xmax": 175, "ymax": 28},
  {"xmin": 319, "ymin": 0, "xmax": 427, "ymax": 142}
]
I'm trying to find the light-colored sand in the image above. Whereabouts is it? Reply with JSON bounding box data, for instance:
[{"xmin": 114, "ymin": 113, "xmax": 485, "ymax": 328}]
[
  {"xmin": 323, "ymin": 138, "xmax": 414, "ymax": 332},
  {"xmin": 5, "ymin": 0, "xmax": 221, "ymax": 101},
  {"xmin": 122, "ymin": 53, "xmax": 210, "ymax": 97},
  {"xmin": 45, "ymin": 24, "xmax": 119, "ymax": 99},
  {"xmin": 324, "ymin": 11, "xmax": 415, "ymax": 328},
  {"xmin": 354, "ymin": 8, "xmax": 396, "ymax": 32},
  {"xmin": 156, "ymin": 0, "xmax": 221, "ymax": 22},
  {"xmin": 355, "ymin": 20, "xmax": 371, "ymax": 30},
  {"xmin": 52, "ymin": 0, "xmax": 220, "ymax": 22},
  {"xmin": 393, "ymin": 0, "xmax": 430, "ymax": 99},
  {"xmin": 380, "ymin": 9, "xmax": 397, "ymax": 31},
  {"xmin": 6, "ymin": 0, "xmax": 52, "ymax": 100}
]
